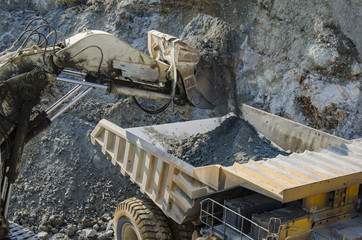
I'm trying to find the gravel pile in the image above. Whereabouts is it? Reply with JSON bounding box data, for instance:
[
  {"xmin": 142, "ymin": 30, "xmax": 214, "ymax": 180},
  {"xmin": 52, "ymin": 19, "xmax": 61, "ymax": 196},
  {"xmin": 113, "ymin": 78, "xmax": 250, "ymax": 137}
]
[
  {"xmin": 168, "ymin": 116, "xmax": 288, "ymax": 167},
  {"xmin": 10, "ymin": 112, "xmax": 143, "ymax": 239}
]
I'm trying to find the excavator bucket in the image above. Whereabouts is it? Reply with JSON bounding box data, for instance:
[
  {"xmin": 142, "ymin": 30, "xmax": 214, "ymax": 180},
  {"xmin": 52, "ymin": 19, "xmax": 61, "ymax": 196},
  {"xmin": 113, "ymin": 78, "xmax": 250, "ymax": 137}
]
[
  {"xmin": 148, "ymin": 30, "xmax": 248, "ymax": 109},
  {"xmin": 192, "ymin": 63, "xmax": 233, "ymax": 109},
  {"xmin": 191, "ymin": 36, "xmax": 248, "ymax": 109}
]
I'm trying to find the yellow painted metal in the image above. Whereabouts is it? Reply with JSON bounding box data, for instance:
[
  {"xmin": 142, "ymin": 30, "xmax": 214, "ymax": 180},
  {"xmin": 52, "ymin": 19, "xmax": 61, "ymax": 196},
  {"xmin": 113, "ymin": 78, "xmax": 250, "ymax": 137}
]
[
  {"xmin": 282, "ymin": 173, "xmax": 362, "ymax": 203},
  {"xmin": 334, "ymin": 188, "xmax": 347, "ymax": 208},
  {"xmin": 254, "ymin": 203, "xmax": 358, "ymax": 240},
  {"xmin": 276, "ymin": 187, "xmax": 358, "ymax": 239},
  {"xmin": 148, "ymin": 30, "xmax": 199, "ymax": 84},
  {"xmin": 221, "ymin": 159, "xmax": 362, "ymax": 204},
  {"xmin": 313, "ymin": 213, "xmax": 351, "ymax": 229},
  {"xmin": 266, "ymin": 204, "xmax": 355, "ymax": 239},
  {"xmin": 345, "ymin": 184, "xmax": 359, "ymax": 204},
  {"xmin": 303, "ymin": 193, "xmax": 330, "ymax": 213},
  {"xmin": 279, "ymin": 217, "xmax": 312, "ymax": 240},
  {"xmin": 312, "ymin": 204, "xmax": 354, "ymax": 222}
]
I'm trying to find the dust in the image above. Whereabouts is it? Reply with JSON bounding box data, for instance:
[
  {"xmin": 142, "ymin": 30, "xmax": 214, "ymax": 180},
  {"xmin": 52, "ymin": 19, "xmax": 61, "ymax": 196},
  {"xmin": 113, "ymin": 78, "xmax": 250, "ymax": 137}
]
[
  {"xmin": 168, "ymin": 116, "xmax": 288, "ymax": 167},
  {"xmin": 142, "ymin": 126, "xmax": 181, "ymax": 149}
]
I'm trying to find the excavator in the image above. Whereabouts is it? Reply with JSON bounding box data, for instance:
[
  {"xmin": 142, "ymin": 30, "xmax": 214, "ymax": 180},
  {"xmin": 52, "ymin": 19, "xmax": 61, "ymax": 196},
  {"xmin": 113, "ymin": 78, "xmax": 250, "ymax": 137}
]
[{"xmin": 0, "ymin": 18, "xmax": 246, "ymax": 239}]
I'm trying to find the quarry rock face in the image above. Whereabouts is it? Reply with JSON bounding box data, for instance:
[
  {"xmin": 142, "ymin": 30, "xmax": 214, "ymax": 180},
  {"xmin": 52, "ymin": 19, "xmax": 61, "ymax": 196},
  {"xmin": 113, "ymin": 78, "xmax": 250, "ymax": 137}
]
[
  {"xmin": 0, "ymin": 0, "xmax": 360, "ymax": 239},
  {"xmin": 236, "ymin": 0, "xmax": 361, "ymax": 138}
]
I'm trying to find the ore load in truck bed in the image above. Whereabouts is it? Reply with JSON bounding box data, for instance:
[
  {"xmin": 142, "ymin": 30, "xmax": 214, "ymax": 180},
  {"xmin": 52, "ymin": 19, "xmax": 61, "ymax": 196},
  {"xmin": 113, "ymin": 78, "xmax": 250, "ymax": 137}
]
[{"xmin": 147, "ymin": 116, "xmax": 289, "ymax": 167}]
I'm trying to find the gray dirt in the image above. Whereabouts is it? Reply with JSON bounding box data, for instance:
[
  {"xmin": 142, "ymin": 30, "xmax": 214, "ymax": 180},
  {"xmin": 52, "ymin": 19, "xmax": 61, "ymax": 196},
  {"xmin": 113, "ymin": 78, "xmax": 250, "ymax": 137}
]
[{"xmin": 168, "ymin": 116, "xmax": 288, "ymax": 167}]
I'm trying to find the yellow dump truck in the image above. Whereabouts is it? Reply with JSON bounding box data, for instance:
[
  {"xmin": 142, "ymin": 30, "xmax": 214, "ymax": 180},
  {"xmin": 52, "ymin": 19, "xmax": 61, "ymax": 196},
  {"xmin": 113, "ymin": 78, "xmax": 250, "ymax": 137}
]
[{"xmin": 91, "ymin": 104, "xmax": 362, "ymax": 240}]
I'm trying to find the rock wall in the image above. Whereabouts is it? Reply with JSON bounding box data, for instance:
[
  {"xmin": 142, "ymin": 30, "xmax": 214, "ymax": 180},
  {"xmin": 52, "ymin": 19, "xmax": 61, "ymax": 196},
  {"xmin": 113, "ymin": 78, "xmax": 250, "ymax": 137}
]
[{"xmin": 239, "ymin": 0, "xmax": 361, "ymax": 138}]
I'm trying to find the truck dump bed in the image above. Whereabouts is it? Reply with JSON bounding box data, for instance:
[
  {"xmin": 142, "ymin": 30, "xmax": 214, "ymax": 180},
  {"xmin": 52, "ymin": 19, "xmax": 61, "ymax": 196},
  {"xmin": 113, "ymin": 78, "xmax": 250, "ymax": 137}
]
[{"xmin": 91, "ymin": 104, "xmax": 362, "ymax": 224}]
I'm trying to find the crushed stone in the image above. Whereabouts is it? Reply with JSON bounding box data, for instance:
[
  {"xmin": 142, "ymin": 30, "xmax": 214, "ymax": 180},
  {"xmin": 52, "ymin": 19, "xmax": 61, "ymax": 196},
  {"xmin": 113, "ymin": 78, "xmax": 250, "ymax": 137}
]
[{"xmin": 167, "ymin": 116, "xmax": 288, "ymax": 167}]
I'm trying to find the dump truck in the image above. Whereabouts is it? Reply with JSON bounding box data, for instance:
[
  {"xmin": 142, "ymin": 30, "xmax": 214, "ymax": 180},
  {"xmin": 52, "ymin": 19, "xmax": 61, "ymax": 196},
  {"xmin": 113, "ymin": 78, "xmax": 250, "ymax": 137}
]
[{"xmin": 91, "ymin": 104, "xmax": 362, "ymax": 240}]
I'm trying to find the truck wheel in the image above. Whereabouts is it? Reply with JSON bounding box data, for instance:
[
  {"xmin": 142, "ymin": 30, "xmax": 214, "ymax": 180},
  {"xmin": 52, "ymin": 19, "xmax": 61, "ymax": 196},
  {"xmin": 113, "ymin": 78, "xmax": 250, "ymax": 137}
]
[
  {"xmin": 168, "ymin": 219, "xmax": 194, "ymax": 240},
  {"xmin": 114, "ymin": 197, "xmax": 172, "ymax": 240}
]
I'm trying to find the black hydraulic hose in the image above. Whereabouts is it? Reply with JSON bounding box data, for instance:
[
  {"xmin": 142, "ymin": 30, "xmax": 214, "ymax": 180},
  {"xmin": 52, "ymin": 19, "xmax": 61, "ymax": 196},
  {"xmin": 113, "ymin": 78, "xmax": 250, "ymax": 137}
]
[
  {"xmin": 23, "ymin": 18, "xmax": 50, "ymax": 32},
  {"xmin": 125, "ymin": 77, "xmax": 171, "ymax": 114},
  {"xmin": 19, "ymin": 24, "xmax": 59, "ymax": 57},
  {"xmin": 68, "ymin": 45, "xmax": 104, "ymax": 77},
  {"xmin": 132, "ymin": 96, "xmax": 171, "ymax": 114},
  {"xmin": 0, "ymin": 18, "xmax": 51, "ymax": 56}
]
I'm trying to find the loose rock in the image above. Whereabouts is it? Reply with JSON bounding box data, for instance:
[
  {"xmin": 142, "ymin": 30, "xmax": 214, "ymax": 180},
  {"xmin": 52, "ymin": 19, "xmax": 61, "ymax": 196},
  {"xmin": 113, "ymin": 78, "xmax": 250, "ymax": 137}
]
[
  {"xmin": 38, "ymin": 231, "xmax": 50, "ymax": 240},
  {"xmin": 168, "ymin": 117, "xmax": 288, "ymax": 166},
  {"xmin": 82, "ymin": 228, "xmax": 97, "ymax": 239}
]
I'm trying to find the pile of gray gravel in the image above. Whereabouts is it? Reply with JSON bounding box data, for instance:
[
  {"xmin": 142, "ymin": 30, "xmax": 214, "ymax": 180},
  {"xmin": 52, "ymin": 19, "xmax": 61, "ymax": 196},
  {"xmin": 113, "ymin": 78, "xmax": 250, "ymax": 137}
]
[
  {"xmin": 168, "ymin": 116, "xmax": 288, "ymax": 167},
  {"xmin": 10, "ymin": 113, "xmax": 143, "ymax": 240}
]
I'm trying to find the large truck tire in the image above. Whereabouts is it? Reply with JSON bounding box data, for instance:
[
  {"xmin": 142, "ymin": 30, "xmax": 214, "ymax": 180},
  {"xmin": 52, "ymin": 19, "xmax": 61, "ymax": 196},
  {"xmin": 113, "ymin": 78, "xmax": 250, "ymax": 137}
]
[
  {"xmin": 168, "ymin": 218, "xmax": 194, "ymax": 240},
  {"xmin": 114, "ymin": 197, "xmax": 172, "ymax": 240}
]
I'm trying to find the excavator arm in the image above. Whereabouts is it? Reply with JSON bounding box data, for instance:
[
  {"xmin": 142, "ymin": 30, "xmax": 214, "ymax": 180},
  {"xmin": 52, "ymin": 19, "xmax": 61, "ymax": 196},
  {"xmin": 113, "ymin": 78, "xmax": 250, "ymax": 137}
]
[{"xmin": 1, "ymin": 29, "xmax": 199, "ymax": 106}]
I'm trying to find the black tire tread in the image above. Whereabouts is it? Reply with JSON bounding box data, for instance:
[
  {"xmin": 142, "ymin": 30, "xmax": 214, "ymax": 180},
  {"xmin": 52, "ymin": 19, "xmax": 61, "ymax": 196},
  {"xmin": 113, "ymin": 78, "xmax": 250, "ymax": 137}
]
[
  {"xmin": 168, "ymin": 218, "xmax": 194, "ymax": 240},
  {"xmin": 114, "ymin": 197, "xmax": 172, "ymax": 240}
]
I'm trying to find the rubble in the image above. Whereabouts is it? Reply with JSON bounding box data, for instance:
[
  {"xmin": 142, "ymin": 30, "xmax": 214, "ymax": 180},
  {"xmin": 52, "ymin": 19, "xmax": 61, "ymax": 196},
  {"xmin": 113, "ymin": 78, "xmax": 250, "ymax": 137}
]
[{"xmin": 167, "ymin": 116, "xmax": 288, "ymax": 167}]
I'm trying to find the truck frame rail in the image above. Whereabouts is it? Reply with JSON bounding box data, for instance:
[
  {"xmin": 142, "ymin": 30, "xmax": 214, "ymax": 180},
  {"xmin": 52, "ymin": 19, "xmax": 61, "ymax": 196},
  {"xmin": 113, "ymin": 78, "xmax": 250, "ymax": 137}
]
[{"xmin": 200, "ymin": 198, "xmax": 271, "ymax": 240}]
